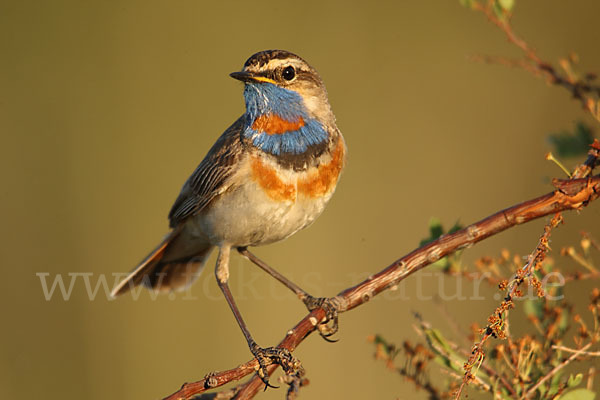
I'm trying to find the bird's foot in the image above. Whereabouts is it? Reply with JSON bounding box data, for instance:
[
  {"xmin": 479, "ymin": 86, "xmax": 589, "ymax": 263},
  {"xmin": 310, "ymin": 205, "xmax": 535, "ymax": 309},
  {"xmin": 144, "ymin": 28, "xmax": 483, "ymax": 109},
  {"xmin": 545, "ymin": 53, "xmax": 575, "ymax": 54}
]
[
  {"xmin": 250, "ymin": 342, "xmax": 301, "ymax": 390},
  {"xmin": 302, "ymin": 296, "xmax": 342, "ymax": 341},
  {"xmin": 280, "ymin": 365, "xmax": 309, "ymax": 399}
]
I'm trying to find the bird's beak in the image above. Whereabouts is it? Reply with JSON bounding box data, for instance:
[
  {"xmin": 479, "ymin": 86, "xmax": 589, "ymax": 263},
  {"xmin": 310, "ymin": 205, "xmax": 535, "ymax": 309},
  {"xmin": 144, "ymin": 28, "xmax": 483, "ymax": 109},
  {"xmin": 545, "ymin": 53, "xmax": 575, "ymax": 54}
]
[{"xmin": 229, "ymin": 71, "xmax": 276, "ymax": 84}]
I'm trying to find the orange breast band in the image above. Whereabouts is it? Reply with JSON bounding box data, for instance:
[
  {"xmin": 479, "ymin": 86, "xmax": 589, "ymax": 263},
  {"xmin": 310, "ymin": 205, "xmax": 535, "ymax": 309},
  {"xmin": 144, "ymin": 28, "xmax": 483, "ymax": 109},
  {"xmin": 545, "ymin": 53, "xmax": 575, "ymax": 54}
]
[
  {"xmin": 298, "ymin": 140, "xmax": 346, "ymax": 198},
  {"xmin": 252, "ymin": 114, "xmax": 305, "ymax": 135},
  {"xmin": 250, "ymin": 139, "xmax": 345, "ymax": 201},
  {"xmin": 250, "ymin": 156, "xmax": 296, "ymax": 202}
]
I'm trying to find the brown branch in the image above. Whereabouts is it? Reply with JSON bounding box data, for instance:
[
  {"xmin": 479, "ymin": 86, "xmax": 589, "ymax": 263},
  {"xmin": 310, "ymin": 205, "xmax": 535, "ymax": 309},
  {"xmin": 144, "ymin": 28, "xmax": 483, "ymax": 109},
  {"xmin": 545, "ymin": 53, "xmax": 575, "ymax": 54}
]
[
  {"xmin": 572, "ymin": 139, "xmax": 600, "ymax": 179},
  {"xmin": 163, "ymin": 174, "xmax": 600, "ymax": 400}
]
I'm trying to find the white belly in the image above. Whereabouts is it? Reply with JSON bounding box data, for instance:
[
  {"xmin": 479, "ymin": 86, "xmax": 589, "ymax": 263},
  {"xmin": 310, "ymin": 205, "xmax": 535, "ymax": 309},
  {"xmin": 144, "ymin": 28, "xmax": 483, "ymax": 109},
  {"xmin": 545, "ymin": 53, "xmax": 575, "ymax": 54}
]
[{"xmin": 186, "ymin": 178, "xmax": 332, "ymax": 247}]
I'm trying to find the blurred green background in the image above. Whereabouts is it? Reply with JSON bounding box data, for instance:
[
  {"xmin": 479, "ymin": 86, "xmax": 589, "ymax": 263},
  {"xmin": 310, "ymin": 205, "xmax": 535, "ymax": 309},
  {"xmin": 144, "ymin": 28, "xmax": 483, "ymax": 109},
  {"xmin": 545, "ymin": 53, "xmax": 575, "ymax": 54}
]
[{"xmin": 2, "ymin": 0, "xmax": 599, "ymax": 399}]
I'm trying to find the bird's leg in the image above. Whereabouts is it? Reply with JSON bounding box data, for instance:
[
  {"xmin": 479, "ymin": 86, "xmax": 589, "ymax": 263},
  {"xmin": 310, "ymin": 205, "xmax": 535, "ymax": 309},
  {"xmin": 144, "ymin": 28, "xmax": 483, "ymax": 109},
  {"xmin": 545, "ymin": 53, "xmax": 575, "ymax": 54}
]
[
  {"xmin": 215, "ymin": 246, "xmax": 299, "ymax": 388},
  {"xmin": 237, "ymin": 247, "xmax": 307, "ymax": 298},
  {"xmin": 237, "ymin": 247, "xmax": 341, "ymax": 340}
]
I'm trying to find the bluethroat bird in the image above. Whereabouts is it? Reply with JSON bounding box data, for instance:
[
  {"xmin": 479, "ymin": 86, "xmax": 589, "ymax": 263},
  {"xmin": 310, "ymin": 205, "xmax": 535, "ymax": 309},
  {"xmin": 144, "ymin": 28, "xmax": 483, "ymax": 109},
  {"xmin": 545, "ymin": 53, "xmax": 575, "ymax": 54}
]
[{"xmin": 112, "ymin": 49, "xmax": 346, "ymax": 385}]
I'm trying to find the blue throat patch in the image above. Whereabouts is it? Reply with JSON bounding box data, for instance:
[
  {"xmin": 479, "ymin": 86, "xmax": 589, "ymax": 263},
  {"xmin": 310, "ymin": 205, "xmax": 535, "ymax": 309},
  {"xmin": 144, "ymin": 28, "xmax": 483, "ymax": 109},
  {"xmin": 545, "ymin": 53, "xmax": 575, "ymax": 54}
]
[{"xmin": 242, "ymin": 83, "xmax": 329, "ymax": 155}]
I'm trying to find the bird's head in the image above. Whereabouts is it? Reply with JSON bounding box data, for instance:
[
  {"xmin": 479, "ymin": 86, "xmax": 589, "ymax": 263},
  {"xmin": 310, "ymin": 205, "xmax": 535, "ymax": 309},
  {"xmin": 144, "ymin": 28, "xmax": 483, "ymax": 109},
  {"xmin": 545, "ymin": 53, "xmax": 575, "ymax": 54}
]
[
  {"xmin": 230, "ymin": 50, "xmax": 335, "ymax": 131},
  {"xmin": 230, "ymin": 50, "xmax": 335, "ymax": 156}
]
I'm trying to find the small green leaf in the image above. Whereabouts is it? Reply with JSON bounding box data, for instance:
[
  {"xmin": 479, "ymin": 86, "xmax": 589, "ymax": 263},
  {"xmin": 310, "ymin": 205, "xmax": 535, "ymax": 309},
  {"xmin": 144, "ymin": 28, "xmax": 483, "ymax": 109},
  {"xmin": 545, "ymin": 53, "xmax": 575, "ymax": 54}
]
[
  {"xmin": 558, "ymin": 306, "xmax": 570, "ymax": 333},
  {"xmin": 492, "ymin": 1, "xmax": 505, "ymax": 19},
  {"xmin": 549, "ymin": 371, "xmax": 564, "ymax": 396},
  {"xmin": 459, "ymin": 0, "xmax": 478, "ymax": 8},
  {"xmin": 448, "ymin": 221, "xmax": 463, "ymax": 234},
  {"xmin": 524, "ymin": 299, "xmax": 544, "ymax": 320},
  {"xmin": 538, "ymin": 383, "xmax": 547, "ymax": 398},
  {"xmin": 419, "ymin": 217, "xmax": 443, "ymax": 246},
  {"xmin": 428, "ymin": 328, "xmax": 453, "ymax": 353},
  {"xmin": 498, "ymin": 0, "xmax": 514, "ymax": 11},
  {"xmin": 371, "ymin": 334, "xmax": 399, "ymax": 357},
  {"xmin": 419, "ymin": 218, "xmax": 463, "ymax": 270},
  {"xmin": 500, "ymin": 388, "xmax": 513, "ymax": 400},
  {"xmin": 423, "ymin": 327, "xmax": 464, "ymax": 372},
  {"xmin": 420, "ymin": 218, "xmax": 463, "ymax": 247},
  {"xmin": 568, "ymin": 373, "xmax": 584, "ymax": 388},
  {"xmin": 548, "ymin": 122, "xmax": 596, "ymax": 158},
  {"xmin": 559, "ymin": 388, "xmax": 596, "ymax": 400}
]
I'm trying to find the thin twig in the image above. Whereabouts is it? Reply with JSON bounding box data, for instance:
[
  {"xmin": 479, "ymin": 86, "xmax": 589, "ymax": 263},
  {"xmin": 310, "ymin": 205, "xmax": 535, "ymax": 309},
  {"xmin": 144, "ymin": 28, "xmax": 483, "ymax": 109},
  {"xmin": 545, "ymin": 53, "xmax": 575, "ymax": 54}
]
[
  {"xmin": 472, "ymin": 1, "xmax": 542, "ymax": 64},
  {"xmin": 522, "ymin": 343, "xmax": 593, "ymax": 399},
  {"xmin": 454, "ymin": 347, "xmax": 517, "ymax": 398},
  {"xmin": 552, "ymin": 345, "xmax": 600, "ymax": 357},
  {"xmin": 471, "ymin": 1, "xmax": 600, "ymax": 122}
]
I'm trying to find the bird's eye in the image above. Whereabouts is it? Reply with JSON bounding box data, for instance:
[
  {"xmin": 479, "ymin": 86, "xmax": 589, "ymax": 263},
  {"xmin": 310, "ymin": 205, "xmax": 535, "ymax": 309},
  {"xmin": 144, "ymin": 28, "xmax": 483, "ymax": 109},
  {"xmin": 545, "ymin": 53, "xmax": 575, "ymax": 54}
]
[{"xmin": 282, "ymin": 66, "xmax": 296, "ymax": 81}]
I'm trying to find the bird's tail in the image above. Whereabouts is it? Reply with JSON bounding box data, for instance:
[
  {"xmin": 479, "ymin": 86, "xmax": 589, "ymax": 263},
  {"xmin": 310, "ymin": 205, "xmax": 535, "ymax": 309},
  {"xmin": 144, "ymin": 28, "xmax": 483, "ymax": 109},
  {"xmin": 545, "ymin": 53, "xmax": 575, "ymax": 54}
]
[{"xmin": 111, "ymin": 228, "xmax": 213, "ymax": 297}]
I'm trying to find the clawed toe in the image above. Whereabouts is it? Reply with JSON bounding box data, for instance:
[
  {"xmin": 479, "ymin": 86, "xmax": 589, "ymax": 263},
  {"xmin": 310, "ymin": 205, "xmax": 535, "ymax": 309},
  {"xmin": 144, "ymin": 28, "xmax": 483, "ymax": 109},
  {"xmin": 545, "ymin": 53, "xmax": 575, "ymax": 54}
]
[
  {"xmin": 303, "ymin": 296, "xmax": 341, "ymax": 341},
  {"xmin": 250, "ymin": 343, "xmax": 301, "ymax": 389}
]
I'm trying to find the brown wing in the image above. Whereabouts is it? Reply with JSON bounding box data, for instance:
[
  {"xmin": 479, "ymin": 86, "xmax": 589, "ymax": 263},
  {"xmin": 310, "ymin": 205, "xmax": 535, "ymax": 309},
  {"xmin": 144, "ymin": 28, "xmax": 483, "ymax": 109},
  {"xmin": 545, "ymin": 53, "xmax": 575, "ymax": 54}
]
[{"xmin": 168, "ymin": 115, "xmax": 246, "ymax": 227}]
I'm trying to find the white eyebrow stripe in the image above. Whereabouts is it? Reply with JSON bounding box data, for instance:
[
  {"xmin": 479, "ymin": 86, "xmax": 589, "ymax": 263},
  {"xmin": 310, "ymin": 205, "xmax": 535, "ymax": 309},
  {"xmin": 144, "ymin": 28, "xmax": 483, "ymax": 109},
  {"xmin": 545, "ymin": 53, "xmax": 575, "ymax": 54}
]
[{"xmin": 260, "ymin": 58, "xmax": 306, "ymax": 71}]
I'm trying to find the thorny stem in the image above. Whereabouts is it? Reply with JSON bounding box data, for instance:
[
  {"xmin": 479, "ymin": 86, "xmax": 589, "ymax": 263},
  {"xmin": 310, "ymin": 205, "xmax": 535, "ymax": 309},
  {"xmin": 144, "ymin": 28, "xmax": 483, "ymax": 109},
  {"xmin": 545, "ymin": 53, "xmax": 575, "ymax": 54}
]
[{"xmin": 455, "ymin": 213, "xmax": 564, "ymax": 400}]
